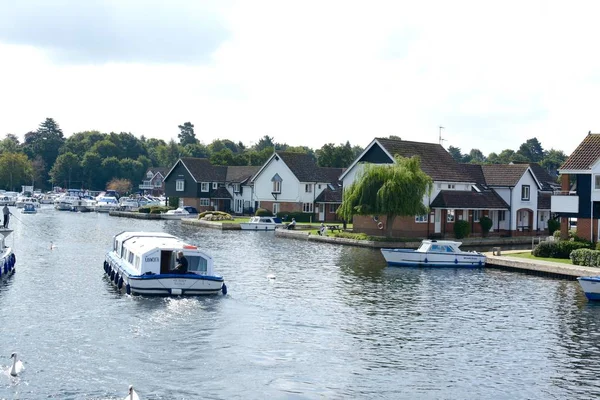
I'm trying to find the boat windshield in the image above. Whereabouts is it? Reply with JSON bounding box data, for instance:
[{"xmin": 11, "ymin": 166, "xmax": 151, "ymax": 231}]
[
  {"xmin": 186, "ymin": 255, "xmax": 208, "ymax": 274},
  {"xmin": 430, "ymin": 244, "xmax": 456, "ymax": 253}
]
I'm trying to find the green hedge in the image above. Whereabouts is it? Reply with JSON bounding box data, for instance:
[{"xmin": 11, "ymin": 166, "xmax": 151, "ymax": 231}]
[
  {"xmin": 571, "ymin": 248, "xmax": 600, "ymax": 267},
  {"xmin": 548, "ymin": 219, "xmax": 560, "ymax": 235},
  {"xmin": 454, "ymin": 220, "xmax": 470, "ymax": 239},
  {"xmin": 532, "ymin": 240, "xmax": 591, "ymax": 259},
  {"xmin": 255, "ymin": 208, "xmax": 272, "ymax": 216},
  {"xmin": 479, "ymin": 216, "xmax": 493, "ymax": 236},
  {"xmin": 279, "ymin": 211, "xmax": 314, "ymax": 223}
]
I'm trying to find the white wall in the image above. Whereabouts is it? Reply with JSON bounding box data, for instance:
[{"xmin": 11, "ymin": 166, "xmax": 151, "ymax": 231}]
[
  {"xmin": 510, "ymin": 172, "xmax": 539, "ymax": 231},
  {"xmin": 253, "ymin": 157, "xmax": 299, "ymax": 202}
]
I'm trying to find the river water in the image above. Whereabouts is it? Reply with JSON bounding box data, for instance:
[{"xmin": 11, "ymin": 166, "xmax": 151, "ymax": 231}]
[{"xmin": 0, "ymin": 206, "xmax": 599, "ymax": 399}]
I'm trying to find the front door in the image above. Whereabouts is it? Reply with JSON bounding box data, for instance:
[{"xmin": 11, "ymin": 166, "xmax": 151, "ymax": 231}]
[
  {"xmin": 434, "ymin": 209, "xmax": 441, "ymax": 233},
  {"xmin": 319, "ymin": 204, "xmax": 325, "ymax": 221}
]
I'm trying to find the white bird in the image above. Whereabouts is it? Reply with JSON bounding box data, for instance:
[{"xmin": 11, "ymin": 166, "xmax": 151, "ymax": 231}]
[
  {"xmin": 124, "ymin": 385, "xmax": 140, "ymax": 400},
  {"xmin": 50, "ymin": 242, "xmax": 57, "ymax": 250},
  {"xmin": 9, "ymin": 352, "xmax": 24, "ymax": 377},
  {"xmin": 267, "ymin": 273, "xmax": 276, "ymax": 280}
]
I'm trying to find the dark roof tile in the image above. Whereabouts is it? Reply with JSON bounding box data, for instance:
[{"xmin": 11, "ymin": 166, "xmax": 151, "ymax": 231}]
[
  {"xmin": 180, "ymin": 158, "xmax": 227, "ymax": 182},
  {"xmin": 225, "ymin": 166, "xmax": 260, "ymax": 183},
  {"xmin": 430, "ymin": 190, "xmax": 509, "ymax": 209},
  {"xmin": 481, "ymin": 164, "xmax": 529, "ymax": 186},
  {"xmin": 278, "ymin": 152, "xmax": 344, "ymax": 183},
  {"xmin": 315, "ymin": 186, "xmax": 343, "ymax": 203},
  {"xmin": 561, "ymin": 134, "xmax": 600, "ymax": 170}
]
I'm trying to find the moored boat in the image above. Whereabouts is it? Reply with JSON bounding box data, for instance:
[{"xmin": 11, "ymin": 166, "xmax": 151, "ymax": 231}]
[
  {"xmin": 239, "ymin": 216, "xmax": 283, "ymax": 230},
  {"xmin": 21, "ymin": 203, "xmax": 37, "ymax": 214},
  {"xmin": 381, "ymin": 240, "xmax": 486, "ymax": 267},
  {"xmin": 103, "ymin": 231, "xmax": 226, "ymax": 296},
  {"xmin": 15, "ymin": 196, "xmax": 40, "ymax": 209},
  {"xmin": 160, "ymin": 206, "xmax": 198, "ymax": 220},
  {"xmin": 0, "ymin": 229, "xmax": 16, "ymax": 280},
  {"xmin": 94, "ymin": 196, "xmax": 119, "ymax": 213},
  {"xmin": 577, "ymin": 276, "xmax": 600, "ymax": 300}
]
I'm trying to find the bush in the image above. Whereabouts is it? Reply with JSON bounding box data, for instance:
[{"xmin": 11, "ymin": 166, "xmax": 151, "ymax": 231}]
[
  {"xmin": 454, "ymin": 220, "xmax": 470, "ymax": 239},
  {"xmin": 255, "ymin": 208, "xmax": 272, "ymax": 216},
  {"xmin": 571, "ymin": 248, "xmax": 600, "ymax": 267},
  {"xmin": 199, "ymin": 210, "xmax": 232, "ymax": 219},
  {"xmin": 548, "ymin": 219, "xmax": 560, "ymax": 235},
  {"xmin": 479, "ymin": 216, "xmax": 493, "ymax": 236},
  {"xmin": 168, "ymin": 197, "xmax": 179, "ymax": 208},
  {"xmin": 332, "ymin": 231, "xmax": 370, "ymax": 240},
  {"xmin": 533, "ymin": 240, "xmax": 591, "ymax": 258},
  {"xmin": 280, "ymin": 211, "xmax": 314, "ymax": 223},
  {"xmin": 553, "ymin": 230, "xmax": 561, "ymax": 239},
  {"xmin": 149, "ymin": 206, "xmax": 172, "ymax": 214}
]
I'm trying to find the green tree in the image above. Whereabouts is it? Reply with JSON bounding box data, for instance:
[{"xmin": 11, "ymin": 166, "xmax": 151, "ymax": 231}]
[
  {"xmin": 23, "ymin": 118, "xmax": 66, "ymax": 189},
  {"xmin": 90, "ymin": 139, "xmax": 119, "ymax": 159},
  {"xmin": 0, "ymin": 134, "xmax": 21, "ymax": 154},
  {"xmin": 337, "ymin": 156, "xmax": 433, "ymax": 237},
  {"xmin": 178, "ymin": 122, "xmax": 197, "ymax": 146},
  {"xmin": 541, "ymin": 149, "xmax": 567, "ymax": 176},
  {"xmin": 109, "ymin": 132, "xmax": 147, "ymax": 159},
  {"xmin": 119, "ymin": 158, "xmax": 145, "ymax": 184},
  {"xmin": 447, "ymin": 146, "xmax": 463, "ymax": 162},
  {"xmin": 81, "ymin": 152, "xmax": 103, "ymax": 189},
  {"xmin": 517, "ymin": 138, "xmax": 545, "ymax": 162},
  {"xmin": 101, "ymin": 157, "xmax": 121, "ymax": 188},
  {"xmin": 49, "ymin": 152, "xmax": 81, "ymax": 189},
  {"xmin": 61, "ymin": 131, "xmax": 105, "ymax": 158},
  {"xmin": 468, "ymin": 149, "xmax": 486, "ymax": 163},
  {"xmin": 0, "ymin": 152, "xmax": 32, "ymax": 191},
  {"xmin": 255, "ymin": 135, "xmax": 275, "ymax": 152},
  {"xmin": 210, "ymin": 148, "xmax": 235, "ymax": 165},
  {"xmin": 156, "ymin": 139, "xmax": 181, "ymax": 168}
]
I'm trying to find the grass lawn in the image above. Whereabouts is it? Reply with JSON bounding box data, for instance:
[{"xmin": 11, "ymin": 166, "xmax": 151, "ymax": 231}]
[{"xmin": 507, "ymin": 251, "xmax": 574, "ymax": 265}]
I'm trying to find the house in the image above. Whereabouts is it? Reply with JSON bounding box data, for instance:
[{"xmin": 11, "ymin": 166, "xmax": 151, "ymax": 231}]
[
  {"xmin": 138, "ymin": 167, "xmax": 167, "ymax": 196},
  {"xmin": 225, "ymin": 166, "xmax": 260, "ymax": 214},
  {"xmin": 341, "ymin": 137, "xmax": 553, "ymax": 238},
  {"xmin": 163, "ymin": 158, "xmax": 229, "ymax": 212},
  {"xmin": 552, "ymin": 133, "xmax": 600, "ymax": 241},
  {"xmin": 251, "ymin": 152, "xmax": 344, "ymax": 221}
]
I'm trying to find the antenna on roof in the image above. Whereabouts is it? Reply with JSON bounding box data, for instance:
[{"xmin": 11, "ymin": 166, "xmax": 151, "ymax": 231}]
[{"xmin": 439, "ymin": 126, "xmax": 446, "ymax": 146}]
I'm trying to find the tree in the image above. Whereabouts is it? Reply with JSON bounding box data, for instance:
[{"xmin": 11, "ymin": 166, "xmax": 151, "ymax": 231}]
[
  {"xmin": 81, "ymin": 152, "xmax": 103, "ymax": 189},
  {"xmin": 90, "ymin": 139, "xmax": 120, "ymax": 159},
  {"xmin": 107, "ymin": 178, "xmax": 132, "ymax": 195},
  {"xmin": 541, "ymin": 149, "xmax": 567, "ymax": 176},
  {"xmin": 0, "ymin": 134, "xmax": 21, "ymax": 154},
  {"xmin": 0, "ymin": 152, "xmax": 32, "ymax": 191},
  {"xmin": 119, "ymin": 158, "xmax": 144, "ymax": 183},
  {"xmin": 255, "ymin": 135, "xmax": 275, "ymax": 152},
  {"xmin": 49, "ymin": 152, "xmax": 81, "ymax": 189},
  {"xmin": 517, "ymin": 137, "xmax": 545, "ymax": 163},
  {"xmin": 468, "ymin": 149, "xmax": 486, "ymax": 163},
  {"xmin": 317, "ymin": 142, "xmax": 354, "ymax": 168},
  {"xmin": 447, "ymin": 146, "xmax": 463, "ymax": 162},
  {"xmin": 101, "ymin": 157, "xmax": 121, "ymax": 188},
  {"xmin": 337, "ymin": 156, "xmax": 433, "ymax": 237},
  {"xmin": 23, "ymin": 118, "xmax": 66, "ymax": 189},
  {"xmin": 156, "ymin": 139, "xmax": 181, "ymax": 168},
  {"xmin": 178, "ymin": 122, "xmax": 197, "ymax": 146}
]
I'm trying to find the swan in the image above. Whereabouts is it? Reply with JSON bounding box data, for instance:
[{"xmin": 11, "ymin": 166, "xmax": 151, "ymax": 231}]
[
  {"xmin": 266, "ymin": 274, "xmax": 276, "ymax": 280},
  {"xmin": 9, "ymin": 352, "xmax": 23, "ymax": 377},
  {"xmin": 50, "ymin": 242, "xmax": 57, "ymax": 250},
  {"xmin": 124, "ymin": 385, "xmax": 140, "ymax": 400}
]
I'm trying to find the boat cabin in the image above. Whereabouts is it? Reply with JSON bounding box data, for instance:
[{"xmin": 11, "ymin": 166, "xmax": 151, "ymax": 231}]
[
  {"xmin": 416, "ymin": 240, "xmax": 463, "ymax": 253},
  {"xmin": 249, "ymin": 216, "xmax": 282, "ymax": 224},
  {"xmin": 111, "ymin": 231, "xmax": 214, "ymax": 275}
]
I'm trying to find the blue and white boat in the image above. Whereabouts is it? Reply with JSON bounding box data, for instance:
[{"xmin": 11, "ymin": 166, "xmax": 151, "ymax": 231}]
[
  {"xmin": 0, "ymin": 229, "xmax": 16, "ymax": 280},
  {"xmin": 577, "ymin": 277, "xmax": 600, "ymax": 300},
  {"xmin": 103, "ymin": 231, "xmax": 227, "ymax": 296},
  {"xmin": 21, "ymin": 203, "xmax": 37, "ymax": 214},
  {"xmin": 381, "ymin": 240, "xmax": 486, "ymax": 267}
]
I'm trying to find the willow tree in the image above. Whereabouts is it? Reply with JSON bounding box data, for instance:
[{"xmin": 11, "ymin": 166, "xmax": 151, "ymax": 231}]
[{"xmin": 338, "ymin": 155, "xmax": 433, "ymax": 237}]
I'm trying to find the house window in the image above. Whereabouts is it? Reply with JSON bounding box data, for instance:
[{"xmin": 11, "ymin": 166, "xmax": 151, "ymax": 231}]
[
  {"xmin": 318, "ymin": 184, "xmax": 322, "ymax": 189},
  {"xmin": 302, "ymin": 202, "xmax": 314, "ymax": 213},
  {"xmin": 147, "ymin": 171, "xmax": 153, "ymax": 178},
  {"xmin": 273, "ymin": 203, "xmax": 280, "ymax": 214},
  {"xmin": 415, "ymin": 215, "xmax": 428, "ymax": 223},
  {"xmin": 201, "ymin": 182, "xmax": 209, "ymax": 192},
  {"xmin": 473, "ymin": 210, "xmax": 481, "ymax": 222},
  {"xmin": 200, "ymin": 198, "xmax": 210, "ymax": 206},
  {"xmin": 499, "ymin": 210, "xmax": 506, "ymax": 221},
  {"xmin": 305, "ymin": 184, "xmax": 312, "ymax": 193},
  {"xmin": 273, "ymin": 180, "xmax": 281, "ymax": 193},
  {"xmin": 233, "ymin": 183, "xmax": 240, "ymax": 193},
  {"xmin": 521, "ymin": 185, "xmax": 530, "ymax": 201},
  {"xmin": 447, "ymin": 209, "xmax": 455, "ymax": 223},
  {"xmin": 447, "ymin": 184, "xmax": 455, "ymax": 189},
  {"xmin": 154, "ymin": 179, "xmax": 162, "ymax": 188},
  {"xmin": 329, "ymin": 204, "xmax": 337, "ymax": 213},
  {"xmin": 212, "ymin": 182, "xmax": 218, "ymax": 189},
  {"xmin": 595, "ymin": 175, "xmax": 600, "ymax": 190},
  {"xmin": 176, "ymin": 180, "xmax": 185, "ymax": 191}
]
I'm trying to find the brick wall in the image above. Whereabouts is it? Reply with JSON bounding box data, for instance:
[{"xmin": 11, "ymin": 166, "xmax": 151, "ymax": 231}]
[
  {"xmin": 576, "ymin": 218, "xmax": 597, "ymax": 242},
  {"xmin": 259, "ymin": 201, "xmax": 302, "ymax": 213}
]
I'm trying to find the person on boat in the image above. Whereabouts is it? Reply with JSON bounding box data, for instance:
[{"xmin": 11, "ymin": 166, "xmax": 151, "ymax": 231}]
[
  {"xmin": 172, "ymin": 251, "xmax": 188, "ymax": 274},
  {"xmin": 287, "ymin": 218, "xmax": 296, "ymax": 230},
  {"xmin": 2, "ymin": 204, "xmax": 9, "ymax": 229}
]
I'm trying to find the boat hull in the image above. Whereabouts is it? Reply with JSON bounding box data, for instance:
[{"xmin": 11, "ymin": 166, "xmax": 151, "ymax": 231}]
[
  {"xmin": 239, "ymin": 223, "xmax": 281, "ymax": 231},
  {"xmin": 577, "ymin": 277, "xmax": 600, "ymax": 300},
  {"xmin": 104, "ymin": 257, "xmax": 225, "ymax": 296},
  {"xmin": 0, "ymin": 248, "xmax": 16, "ymax": 280},
  {"xmin": 381, "ymin": 248, "xmax": 486, "ymax": 267}
]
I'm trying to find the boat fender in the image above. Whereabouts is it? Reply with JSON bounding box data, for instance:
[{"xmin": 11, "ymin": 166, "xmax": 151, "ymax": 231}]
[
  {"xmin": 114, "ymin": 272, "xmax": 120, "ymax": 284},
  {"xmin": 3, "ymin": 262, "xmax": 7, "ymax": 275},
  {"xmin": 424, "ymin": 258, "xmax": 428, "ymax": 263},
  {"xmin": 110, "ymin": 270, "xmax": 115, "ymax": 281},
  {"xmin": 222, "ymin": 283, "xmax": 228, "ymax": 295},
  {"xmin": 126, "ymin": 284, "xmax": 131, "ymax": 295},
  {"xmin": 10, "ymin": 253, "xmax": 15, "ymax": 265},
  {"xmin": 118, "ymin": 276, "xmax": 123, "ymax": 289},
  {"xmin": 377, "ymin": 221, "xmax": 384, "ymax": 230},
  {"xmin": 454, "ymin": 258, "xmax": 458, "ymax": 264}
]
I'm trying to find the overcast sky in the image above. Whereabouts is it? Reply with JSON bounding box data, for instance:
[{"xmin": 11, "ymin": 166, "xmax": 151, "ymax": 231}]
[{"xmin": 0, "ymin": 0, "xmax": 597, "ymax": 156}]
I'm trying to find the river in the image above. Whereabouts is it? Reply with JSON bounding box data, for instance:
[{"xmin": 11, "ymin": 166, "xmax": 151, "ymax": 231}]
[{"xmin": 0, "ymin": 206, "xmax": 599, "ymax": 399}]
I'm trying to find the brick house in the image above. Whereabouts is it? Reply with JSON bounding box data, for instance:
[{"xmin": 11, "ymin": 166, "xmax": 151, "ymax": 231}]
[{"xmin": 138, "ymin": 167, "xmax": 167, "ymax": 196}]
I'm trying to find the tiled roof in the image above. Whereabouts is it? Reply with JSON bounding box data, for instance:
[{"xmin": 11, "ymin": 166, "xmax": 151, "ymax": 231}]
[
  {"xmin": 481, "ymin": 164, "xmax": 529, "ymax": 186},
  {"xmin": 210, "ymin": 187, "xmax": 232, "ymax": 199},
  {"xmin": 226, "ymin": 166, "xmax": 260, "ymax": 183},
  {"xmin": 561, "ymin": 134, "xmax": 600, "ymax": 170},
  {"xmin": 180, "ymin": 158, "xmax": 227, "ymax": 182},
  {"xmin": 375, "ymin": 138, "xmax": 473, "ymax": 182},
  {"xmin": 278, "ymin": 152, "xmax": 344, "ymax": 183},
  {"xmin": 314, "ymin": 186, "xmax": 343, "ymax": 203},
  {"xmin": 430, "ymin": 190, "xmax": 509, "ymax": 209},
  {"xmin": 538, "ymin": 192, "xmax": 551, "ymax": 210},
  {"xmin": 147, "ymin": 167, "xmax": 168, "ymax": 176},
  {"xmin": 529, "ymin": 163, "xmax": 559, "ymax": 191},
  {"xmin": 459, "ymin": 164, "xmax": 486, "ymax": 184}
]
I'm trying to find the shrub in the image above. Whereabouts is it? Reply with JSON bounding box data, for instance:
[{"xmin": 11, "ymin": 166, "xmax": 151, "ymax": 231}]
[
  {"xmin": 548, "ymin": 219, "xmax": 560, "ymax": 235},
  {"xmin": 333, "ymin": 231, "xmax": 370, "ymax": 240},
  {"xmin": 596, "ymin": 242, "xmax": 600, "ymax": 251},
  {"xmin": 255, "ymin": 208, "xmax": 272, "ymax": 216},
  {"xmin": 571, "ymin": 248, "xmax": 600, "ymax": 267},
  {"xmin": 149, "ymin": 206, "xmax": 172, "ymax": 214},
  {"xmin": 138, "ymin": 206, "xmax": 151, "ymax": 214},
  {"xmin": 279, "ymin": 211, "xmax": 314, "ymax": 223},
  {"xmin": 533, "ymin": 240, "xmax": 591, "ymax": 258},
  {"xmin": 168, "ymin": 197, "xmax": 179, "ymax": 208},
  {"xmin": 199, "ymin": 210, "xmax": 232, "ymax": 219},
  {"xmin": 479, "ymin": 216, "xmax": 493, "ymax": 236},
  {"xmin": 553, "ymin": 230, "xmax": 561, "ymax": 239},
  {"xmin": 454, "ymin": 220, "xmax": 470, "ymax": 239}
]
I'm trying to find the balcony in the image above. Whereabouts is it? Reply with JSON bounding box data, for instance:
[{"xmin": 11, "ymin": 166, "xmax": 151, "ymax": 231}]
[
  {"xmin": 139, "ymin": 181, "xmax": 153, "ymax": 190},
  {"xmin": 551, "ymin": 191, "xmax": 579, "ymax": 214}
]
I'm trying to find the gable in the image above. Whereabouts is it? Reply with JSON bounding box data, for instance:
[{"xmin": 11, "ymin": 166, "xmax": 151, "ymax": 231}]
[{"xmin": 360, "ymin": 144, "xmax": 394, "ymax": 164}]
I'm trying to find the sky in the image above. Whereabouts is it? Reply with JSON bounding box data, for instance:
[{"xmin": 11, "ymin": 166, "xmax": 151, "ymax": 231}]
[{"xmin": 0, "ymin": 0, "xmax": 598, "ymax": 156}]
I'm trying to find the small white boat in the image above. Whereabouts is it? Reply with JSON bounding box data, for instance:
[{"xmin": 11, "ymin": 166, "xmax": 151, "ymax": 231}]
[
  {"xmin": 95, "ymin": 196, "xmax": 119, "ymax": 213},
  {"xmin": 0, "ymin": 192, "xmax": 18, "ymax": 206},
  {"xmin": 160, "ymin": 207, "xmax": 197, "ymax": 220},
  {"xmin": 54, "ymin": 194, "xmax": 80, "ymax": 211},
  {"xmin": 0, "ymin": 229, "xmax": 16, "ymax": 280},
  {"xmin": 103, "ymin": 231, "xmax": 226, "ymax": 296},
  {"xmin": 21, "ymin": 204, "xmax": 37, "ymax": 214},
  {"xmin": 381, "ymin": 240, "xmax": 486, "ymax": 267},
  {"xmin": 71, "ymin": 197, "xmax": 96, "ymax": 212},
  {"xmin": 239, "ymin": 216, "xmax": 283, "ymax": 230},
  {"xmin": 119, "ymin": 198, "xmax": 140, "ymax": 211},
  {"xmin": 577, "ymin": 277, "xmax": 600, "ymax": 300},
  {"xmin": 15, "ymin": 196, "xmax": 40, "ymax": 209}
]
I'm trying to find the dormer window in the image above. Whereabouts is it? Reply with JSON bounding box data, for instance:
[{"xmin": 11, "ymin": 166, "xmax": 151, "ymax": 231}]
[
  {"xmin": 521, "ymin": 185, "xmax": 530, "ymax": 201},
  {"xmin": 233, "ymin": 183, "xmax": 240, "ymax": 193},
  {"xmin": 595, "ymin": 175, "xmax": 600, "ymax": 190},
  {"xmin": 147, "ymin": 171, "xmax": 153, "ymax": 178},
  {"xmin": 305, "ymin": 184, "xmax": 312, "ymax": 193},
  {"xmin": 212, "ymin": 182, "xmax": 218, "ymax": 190},
  {"xmin": 271, "ymin": 173, "xmax": 282, "ymax": 193},
  {"xmin": 201, "ymin": 182, "xmax": 209, "ymax": 192}
]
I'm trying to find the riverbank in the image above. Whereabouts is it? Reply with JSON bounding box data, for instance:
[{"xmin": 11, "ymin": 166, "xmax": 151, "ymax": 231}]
[
  {"xmin": 485, "ymin": 250, "xmax": 599, "ymax": 279},
  {"xmin": 108, "ymin": 210, "xmax": 162, "ymax": 219}
]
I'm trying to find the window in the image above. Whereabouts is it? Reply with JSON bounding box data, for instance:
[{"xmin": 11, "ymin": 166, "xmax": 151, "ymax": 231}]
[
  {"xmin": 201, "ymin": 182, "xmax": 209, "ymax": 192},
  {"xmin": 233, "ymin": 183, "xmax": 240, "ymax": 193},
  {"xmin": 273, "ymin": 180, "xmax": 281, "ymax": 193},
  {"xmin": 302, "ymin": 202, "xmax": 314, "ymax": 213},
  {"xmin": 128, "ymin": 251, "xmax": 134, "ymax": 264},
  {"xmin": 186, "ymin": 256, "xmax": 208, "ymax": 274},
  {"xmin": 212, "ymin": 182, "xmax": 218, "ymax": 189},
  {"xmin": 154, "ymin": 179, "xmax": 162, "ymax": 187},
  {"xmin": 447, "ymin": 184, "xmax": 455, "ymax": 189},
  {"xmin": 329, "ymin": 204, "xmax": 337, "ymax": 213},
  {"xmin": 200, "ymin": 198, "xmax": 210, "ymax": 206},
  {"xmin": 305, "ymin": 184, "xmax": 312, "ymax": 193},
  {"xmin": 521, "ymin": 185, "xmax": 530, "ymax": 201},
  {"xmin": 595, "ymin": 175, "xmax": 600, "ymax": 190},
  {"xmin": 447, "ymin": 209, "xmax": 455, "ymax": 223},
  {"xmin": 176, "ymin": 179, "xmax": 185, "ymax": 191},
  {"xmin": 415, "ymin": 215, "xmax": 428, "ymax": 223},
  {"xmin": 273, "ymin": 203, "xmax": 280, "ymax": 214},
  {"xmin": 318, "ymin": 184, "xmax": 322, "ymax": 189},
  {"xmin": 473, "ymin": 210, "xmax": 481, "ymax": 222},
  {"xmin": 499, "ymin": 210, "xmax": 506, "ymax": 221}
]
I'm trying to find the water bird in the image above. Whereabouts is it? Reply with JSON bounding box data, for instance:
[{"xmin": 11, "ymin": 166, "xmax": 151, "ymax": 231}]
[
  {"xmin": 267, "ymin": 273, "xmax": 276, "ymax": 280},
  {"xmin": 124, "ymin": 385, "xmax": 140, "ymax": 400},
  {"xmin": 9, "ymin": 352, "xmax": 24, "ymax": 377},
  {"xmin": 50, "ymin": 242, "xmax": 57, "ymax": 250}
]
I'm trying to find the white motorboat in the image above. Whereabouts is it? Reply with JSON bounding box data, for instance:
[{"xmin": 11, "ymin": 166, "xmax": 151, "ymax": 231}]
[
  {"xmin": 160, "ymin": 206, "xmax": 198, "ymax": 220},
  {"xmin": 119, "ymin": 198, "xmax": 140, "ymax": 211},
  {"xmin": 21, "ymin": 204, "xmax": 37, "ymax": 214},
  {"xmin": 71, "ymin": 196, "xmax": 96, "ymax": 212},
  {"xmin": 380, "ymin": 240, "xmax": 486, "ymax": 267},
  {"xmin": 94, "ymin": 196, "xmax": 119, "ymax": 213},
  {"xmin": 0, "ymin": 229, "xmax": 16, "ymax": 280},
  {"xmin": 577, "ymin": 277, "xmax": 600, "ymax": 300},
  {"xmin": 15, "ymin": 196, "xmax": 40, "ymax": 209},
  {"xmin": 103, "ymin": 231, "xmax": 227, "ymax": 296},
  {"xmin": 54, "ymin": 194, "xmax": 80, "ymax": 211},
  {"xmin": 0, "ymin": 192, "xmax": 18, "ymax": 206},
  {"xmin": 239, "ymin": 216, "xmax": 283, "ymax": 230}
]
